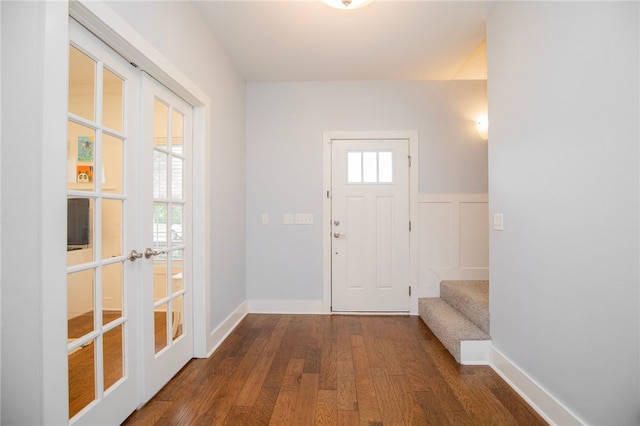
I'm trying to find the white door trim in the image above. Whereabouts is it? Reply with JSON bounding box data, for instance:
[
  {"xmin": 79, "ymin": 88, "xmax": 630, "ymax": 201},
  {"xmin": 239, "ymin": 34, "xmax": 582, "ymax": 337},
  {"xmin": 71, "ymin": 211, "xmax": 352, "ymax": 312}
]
[
  {"xmin": 69, "ymin": 0, "xmax": 211, "ymax": 359},
  {"xmin": 322, "ymin": 131, "xmax": 419, "ymax": 314}
]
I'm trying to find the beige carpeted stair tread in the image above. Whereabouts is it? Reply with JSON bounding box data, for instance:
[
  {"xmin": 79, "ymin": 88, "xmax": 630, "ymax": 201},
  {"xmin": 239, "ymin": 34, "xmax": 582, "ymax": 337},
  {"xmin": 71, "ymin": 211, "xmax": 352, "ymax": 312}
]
[
  {"xmin": 440, "ymin": 280, "xmax": 490, "ymax": 334},
  {"xmin": 418, "ymin": 297, "xmax": 490, "ymax": 363}
]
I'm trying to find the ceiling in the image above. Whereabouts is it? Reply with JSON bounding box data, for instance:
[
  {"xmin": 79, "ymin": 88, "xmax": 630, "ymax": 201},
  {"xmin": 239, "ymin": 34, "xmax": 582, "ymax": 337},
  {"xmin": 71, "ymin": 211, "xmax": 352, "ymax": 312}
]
[{"xmin": 192, "ymin": 1, "xmax": 490, "ymax": 82}]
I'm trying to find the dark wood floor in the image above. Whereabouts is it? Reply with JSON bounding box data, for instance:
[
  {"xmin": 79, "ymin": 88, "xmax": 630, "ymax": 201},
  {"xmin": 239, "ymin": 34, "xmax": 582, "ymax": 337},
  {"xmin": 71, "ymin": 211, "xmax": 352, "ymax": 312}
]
[{"xmin": 123, "ymin": 314, "xmax": 547, "ymax": 425}]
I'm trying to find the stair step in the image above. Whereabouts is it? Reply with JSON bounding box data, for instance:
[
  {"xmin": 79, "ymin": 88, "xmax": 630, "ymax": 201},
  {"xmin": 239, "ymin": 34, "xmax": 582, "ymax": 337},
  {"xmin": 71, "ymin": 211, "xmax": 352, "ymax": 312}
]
[
  {"xmin": 440, "ymin": 280, "xmax": 489, "ymax": 334},
  {"xmin": 418, "ymin": 297, "xmax": 490, "ymax": 364}
]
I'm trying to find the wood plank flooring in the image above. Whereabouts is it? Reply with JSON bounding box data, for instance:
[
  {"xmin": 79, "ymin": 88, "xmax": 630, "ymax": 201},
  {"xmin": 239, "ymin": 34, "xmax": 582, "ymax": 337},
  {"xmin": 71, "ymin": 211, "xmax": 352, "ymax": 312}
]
[{"xmin": 123, "ymin": 314, "xmax": 547, "ymax": 425}]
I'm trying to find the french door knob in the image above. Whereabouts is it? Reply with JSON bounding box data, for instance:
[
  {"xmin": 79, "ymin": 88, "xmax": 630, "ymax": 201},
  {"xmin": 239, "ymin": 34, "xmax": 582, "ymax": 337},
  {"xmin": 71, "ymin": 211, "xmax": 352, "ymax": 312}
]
[
  {"xmin": 127, "ymin": 249, "xmax": 143, "ymax": 262},
  {"xmin": 144, "ymin": 247, "xmax": 163, "ymax": 259},
  {"xmin": 333, "ymin": 232, "xmax": 346, "ymax": 238}
]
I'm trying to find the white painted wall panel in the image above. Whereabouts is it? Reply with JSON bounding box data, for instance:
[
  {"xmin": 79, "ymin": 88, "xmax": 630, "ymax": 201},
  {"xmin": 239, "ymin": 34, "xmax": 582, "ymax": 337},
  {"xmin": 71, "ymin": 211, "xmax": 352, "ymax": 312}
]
[
  {"xmin": 418, "ymin": 195, "xmax": 489, "ymax": 297},
  {"xmin": 459, "ymin": 202, "xmax": 489, "ymax": 269},
  {"xmin": 419, "ymin": 202, "xmax": 453, "ymax": 269}
]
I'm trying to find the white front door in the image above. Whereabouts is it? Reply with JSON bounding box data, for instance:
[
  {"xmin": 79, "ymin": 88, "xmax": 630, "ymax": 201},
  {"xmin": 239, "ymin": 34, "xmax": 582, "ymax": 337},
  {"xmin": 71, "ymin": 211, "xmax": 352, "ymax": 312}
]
[
  {"xmin": 331, "ymin": 139, "xmax": 410, "ymax": 312},
  {"xmin": 66, "ymin": 19, "xmax": 140, "ymax": 425},
  {"xmin": 140, "ymin": 75, "xmax": 194, "ymax": 401}
]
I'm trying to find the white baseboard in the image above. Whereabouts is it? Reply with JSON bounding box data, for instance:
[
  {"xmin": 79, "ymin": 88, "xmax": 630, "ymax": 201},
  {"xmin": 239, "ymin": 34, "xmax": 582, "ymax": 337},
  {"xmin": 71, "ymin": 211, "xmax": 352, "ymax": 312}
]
[
  {"xmin": 205, "ymin": 301, "xmax": 248, "ymax": 358},
  {"xmin": 460, "ymin": 340, "xmax": 490, "ymax": 365},
  {"xmin": 489, "ymin": 346, "xmax": 584, "ymax": 426},
  {"xmin": 247, "ymin": 299, "xmax": 324, "ymax": 314}
]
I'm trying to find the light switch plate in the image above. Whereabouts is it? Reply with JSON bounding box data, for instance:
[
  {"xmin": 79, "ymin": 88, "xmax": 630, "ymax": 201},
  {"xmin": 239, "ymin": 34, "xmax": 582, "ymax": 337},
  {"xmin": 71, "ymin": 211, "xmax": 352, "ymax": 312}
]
[
  {"xmin": 295, "ymin": 213, "xmax": 314, "ymax": 225},
  {"xmin": 262, "ymin": 213, "xmax": 269, "ymax": 225},
  {"xmin": 283, "ymin": 213, "xmax": 295, "ymax": 225}
]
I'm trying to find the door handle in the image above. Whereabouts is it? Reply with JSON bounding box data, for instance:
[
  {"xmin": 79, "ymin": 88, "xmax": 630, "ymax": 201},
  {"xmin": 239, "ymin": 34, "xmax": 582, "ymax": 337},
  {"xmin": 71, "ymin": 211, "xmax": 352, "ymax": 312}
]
[
  {"xmin": 127, "ymin": 249, "xmax": 143, "ymax": 262},
  {"xmin": 333, "ymin": 232, "xmax": 346, "ymax": 238},
  {"xmin": 144, "ymin": 247, "xmax": 164, "ymax": 259}
]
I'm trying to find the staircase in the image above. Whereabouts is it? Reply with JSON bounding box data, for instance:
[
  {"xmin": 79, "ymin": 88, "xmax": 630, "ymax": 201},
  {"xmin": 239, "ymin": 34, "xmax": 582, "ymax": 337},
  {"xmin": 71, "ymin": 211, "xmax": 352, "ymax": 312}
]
[{"xmin": 418, "ymin": 280, "xmax": 491, "ymax": 365}]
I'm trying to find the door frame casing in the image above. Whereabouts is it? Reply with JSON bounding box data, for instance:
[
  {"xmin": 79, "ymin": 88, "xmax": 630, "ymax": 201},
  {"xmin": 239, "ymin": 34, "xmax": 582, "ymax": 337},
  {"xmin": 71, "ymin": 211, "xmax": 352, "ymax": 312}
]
[{"xmin": 322, "ymin": 131, "xmax": 419, "ymax": 314}]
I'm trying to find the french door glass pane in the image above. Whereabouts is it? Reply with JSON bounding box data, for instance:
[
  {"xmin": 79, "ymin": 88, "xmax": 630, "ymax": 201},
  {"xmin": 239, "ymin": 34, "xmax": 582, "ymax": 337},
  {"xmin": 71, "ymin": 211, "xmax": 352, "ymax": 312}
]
[
  {"xmin": 153, "ymin": 203, "xmax": 168, "ymax": 251},
  {"xmin": 67, "ymin": 269, "xmax": 95, "ymax": 342},
  {"xmin": 68, "ymin": 122, "xmax": 96, "ymax": 191},
  {"xmin": 153, "ymin": 99, "xmax": 168, "ymax": 148},
  {"xmin": 102, "ymin": 262, "xmax": 123, "ymax": 325},
  {"xmin": 103, "ymin": 325, "xmax": 124, "ymax": 391},
  {"xmin": 154, "ymin": 305, "xmax": 169, "ymax": 354},
  {"xmin": 102, "ymin": 67, "xmax": 124, "ymax": 132},
  {"xmin": 103, "ymin": 134, "xmax": 124, "ymax": 194},
  {"xmin": 68, "ymin": 45, "xmax": 95, "ymax": 121},
  {"xmin": 172, "ymin": 295, "xmax": 184, "ymax": 341},
  {"xmin": 171, "ymin": 255, "xmax": 183, "ymax": 292},
  {"xmin": 153, "ymin": 257, "xmax": 168, "ymax": 303},
  {"xmin": 67, "ymin": 197, "xmax": 94, "ymax": 265},
  {"xmin": 68, "ymin": 339, "xmax": 96, "ymax": 418},
  {"xmin": 102, "ymin": 199, "xmax": 123, "ymax": 259},
  {"xmin": 171, "ymin": 110, "xmax": 184, "ymax": 155},
  {"xmin": 171, "ymin": 205, "xmax": 183, "ymax": 247},
  {"xmin": 153, "ymin": 151, "xmax": 168, "ymax": 199},
  {"xmin": 171, "ymin": 248, "xmax": 183, "ymax": 262},
  {"xmin": 171, "ymin": 157, "xmax": 183, "ymax": 200}
]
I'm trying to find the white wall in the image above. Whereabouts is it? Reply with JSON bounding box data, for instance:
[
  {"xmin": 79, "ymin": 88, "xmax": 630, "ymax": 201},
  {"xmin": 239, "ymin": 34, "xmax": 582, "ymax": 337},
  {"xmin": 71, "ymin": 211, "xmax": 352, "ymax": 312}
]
[
  {"xmin": 487, "ymin": 2, "xmax": 639, "ymax": 424},
  {"xmin": 1, "ymin": 2, "xmax": 69, "ymax": 423},
  {"xmin": 246, "ymin": 81, "xmax": 487, "ymax": 304},
  {"xmin": 1, "ymin": 4, "xmax": 40, "ymax": 422},
  {"xmin": 104, "ymin": 1, "xmax": 247, "ymax": 329}
]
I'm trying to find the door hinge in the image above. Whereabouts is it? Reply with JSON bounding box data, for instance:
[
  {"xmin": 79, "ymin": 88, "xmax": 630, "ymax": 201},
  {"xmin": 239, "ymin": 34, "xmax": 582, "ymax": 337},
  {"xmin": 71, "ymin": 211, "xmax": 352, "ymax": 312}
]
[
  {"xmin": 409, "ymin": 286, "xmax": 412, "ymax": 296},
  {"xmin": 408, "ymin": 155, "xmax": 412, "ymax": 167},
  {"xmin": 409, "ymin": 221, "xmax": 412, "ymax": 231}
]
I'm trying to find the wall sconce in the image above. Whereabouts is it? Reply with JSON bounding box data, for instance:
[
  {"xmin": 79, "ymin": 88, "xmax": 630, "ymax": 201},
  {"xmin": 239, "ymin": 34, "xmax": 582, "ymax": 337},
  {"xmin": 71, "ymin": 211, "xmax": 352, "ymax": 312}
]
[
  {"xmin": 322, "ymin": 0, "xmax": 372, "ymax": 10},
  {"xmin": 476, "ymin": 115, "xmax": 488, "ymax": 140}
]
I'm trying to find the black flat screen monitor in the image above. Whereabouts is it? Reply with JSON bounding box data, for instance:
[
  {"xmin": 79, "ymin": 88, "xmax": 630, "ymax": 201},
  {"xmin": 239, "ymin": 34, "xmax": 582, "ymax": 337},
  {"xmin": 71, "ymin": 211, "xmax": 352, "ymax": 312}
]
[{"xmin": 68, "ymin": 198, "xmax": 90, "ymax": 248}]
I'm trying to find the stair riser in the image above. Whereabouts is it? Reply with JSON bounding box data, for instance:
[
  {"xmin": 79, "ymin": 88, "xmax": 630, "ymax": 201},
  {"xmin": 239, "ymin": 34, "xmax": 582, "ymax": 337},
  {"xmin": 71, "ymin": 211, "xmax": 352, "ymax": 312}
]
[
  {"xmin": 440, "ymin": 280, "xmax": 490, "ymax": 334},
  {"xmin": 418, "ymin": 297, "xmax": 490, "ymax": 364}
]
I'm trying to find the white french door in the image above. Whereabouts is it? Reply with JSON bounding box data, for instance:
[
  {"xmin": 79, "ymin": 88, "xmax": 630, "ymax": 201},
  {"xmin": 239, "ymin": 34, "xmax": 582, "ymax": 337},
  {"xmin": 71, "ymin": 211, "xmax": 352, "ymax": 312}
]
[
  {"xmin": 66, "ymin": 21, "xmax": 194, "ymax": 424},
  {"xmin": 66, "ymin": 19, "xmax": 140, "ymax": 425},
  {"xmin": 140, "ymin": 75, "xmax": 194, "ymax": 402},
  {"xmin": 331, "ymin": 139, "xmax": 410, "ymax": 312}
]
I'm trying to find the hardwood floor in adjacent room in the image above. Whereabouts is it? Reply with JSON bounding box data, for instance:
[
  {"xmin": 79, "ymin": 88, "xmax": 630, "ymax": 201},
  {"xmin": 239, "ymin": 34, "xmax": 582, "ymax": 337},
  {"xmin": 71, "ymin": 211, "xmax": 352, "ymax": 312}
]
[{"xmin": 122, "ymin": 314, "xmax": 547, "ymax": 425}]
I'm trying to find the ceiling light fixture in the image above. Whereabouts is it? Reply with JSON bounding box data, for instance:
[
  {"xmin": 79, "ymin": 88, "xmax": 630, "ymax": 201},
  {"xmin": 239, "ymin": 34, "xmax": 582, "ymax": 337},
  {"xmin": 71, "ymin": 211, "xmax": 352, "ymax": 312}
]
[{"xmin": 322, "ymin": 0, "xmax": 372, "ymax": 10}]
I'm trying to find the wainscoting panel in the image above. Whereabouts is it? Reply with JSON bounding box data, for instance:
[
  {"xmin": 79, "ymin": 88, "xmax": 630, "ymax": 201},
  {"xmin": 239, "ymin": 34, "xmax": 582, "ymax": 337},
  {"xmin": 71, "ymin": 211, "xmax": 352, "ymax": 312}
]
[
  {"xmin": 417, "ymin": 194, "xmax": 489, "ymax": 297},
  {"xmin": 460, "ymin": 201, "xmax": 490, "ymax": 269}
]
